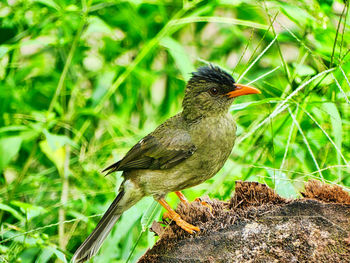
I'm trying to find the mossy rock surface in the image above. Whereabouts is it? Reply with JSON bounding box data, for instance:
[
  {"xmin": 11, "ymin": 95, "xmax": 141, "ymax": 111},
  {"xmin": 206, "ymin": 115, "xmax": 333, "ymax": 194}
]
[{"xmin": 139, "ymin": 180, "xmax": 350, "ymax": 263}]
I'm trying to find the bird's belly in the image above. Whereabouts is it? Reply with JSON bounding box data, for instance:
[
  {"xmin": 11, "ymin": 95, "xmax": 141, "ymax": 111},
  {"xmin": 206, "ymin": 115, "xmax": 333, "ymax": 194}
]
[
  {"xmin": 133, "ymin": 159, "xmax": 218, "ymax": 199},
  {"xmin": 135, "ymin": 145, "xmax": 233, "ymax": 197}
]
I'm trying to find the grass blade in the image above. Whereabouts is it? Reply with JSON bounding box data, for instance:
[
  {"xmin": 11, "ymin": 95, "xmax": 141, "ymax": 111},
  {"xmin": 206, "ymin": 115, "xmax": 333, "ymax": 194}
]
[
  {"xmin": 172, "ymin": 16, "xmax": 269, "ymax": 29},
  {"xmin": 237, "ymin": 35, "xmax": 277, "ymax": 82},
  {"xmin": 278, "ymin": 106, "xmax": 297, "ymax": 178},
  {"xmin": 338, "ymin": 67, "xmax": 350, "ymax": 104},
  {"xmin": 247, "ymin": 66, "xmax": 280, "ymax": 85},
  {"xmin": 288, "ymin": 107, "xmax": 323, "ymax": 180},
  {"xmin": 301, "ymin": 106, "xmax": 347, "ymax": 165}
]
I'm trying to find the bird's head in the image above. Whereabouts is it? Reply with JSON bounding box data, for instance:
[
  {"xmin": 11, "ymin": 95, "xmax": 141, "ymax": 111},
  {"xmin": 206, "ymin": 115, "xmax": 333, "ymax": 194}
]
[{"xmin": 182, "ymin": 64, "xmax": 261, "ymax": 121}]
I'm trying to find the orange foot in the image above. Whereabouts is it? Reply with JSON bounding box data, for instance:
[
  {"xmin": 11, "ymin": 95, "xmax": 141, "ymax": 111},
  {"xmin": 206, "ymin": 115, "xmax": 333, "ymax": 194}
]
[
  {"xmin": 158, "ymin": 198, "xmax": 200, "ymax": 234},
  {"xmin": 194, "ymin": 197, "xmax": 213, "ymax": 212},
  {"xmin": 175, "ymin": 191, "xmax": 213, "ymax": 212}
]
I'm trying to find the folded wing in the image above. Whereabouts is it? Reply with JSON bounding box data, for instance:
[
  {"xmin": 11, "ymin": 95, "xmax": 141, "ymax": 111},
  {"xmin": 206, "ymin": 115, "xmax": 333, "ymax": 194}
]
[{"xmin": 103, "ymin": 127, "xmax": 196, "ymax": 174}]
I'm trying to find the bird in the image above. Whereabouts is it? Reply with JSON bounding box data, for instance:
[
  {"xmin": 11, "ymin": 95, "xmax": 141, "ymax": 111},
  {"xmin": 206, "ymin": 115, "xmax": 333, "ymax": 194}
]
[{"xmin": 71, "ymin": 64, "xmax": 261, "ymax": 262}]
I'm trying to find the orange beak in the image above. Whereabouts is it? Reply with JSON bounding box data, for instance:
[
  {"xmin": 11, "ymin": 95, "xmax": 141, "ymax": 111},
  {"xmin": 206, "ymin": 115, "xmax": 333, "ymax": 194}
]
[{"xmin": 226, "ymin": 84, "xmax": 261, "ymax": 98}]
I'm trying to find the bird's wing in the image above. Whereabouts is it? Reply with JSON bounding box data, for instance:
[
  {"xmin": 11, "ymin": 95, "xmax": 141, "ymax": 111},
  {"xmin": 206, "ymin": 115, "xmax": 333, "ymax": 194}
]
[{"xmin": 102, "ymin": 127, "xmax": 196, "ymax": 175}]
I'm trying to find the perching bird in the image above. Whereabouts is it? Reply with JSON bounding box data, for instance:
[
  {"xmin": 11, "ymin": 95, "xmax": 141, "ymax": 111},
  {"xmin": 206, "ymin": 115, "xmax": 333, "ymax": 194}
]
[{"xmin": 72, "ymin": 64, "xmax": 261, "ymax": 262}]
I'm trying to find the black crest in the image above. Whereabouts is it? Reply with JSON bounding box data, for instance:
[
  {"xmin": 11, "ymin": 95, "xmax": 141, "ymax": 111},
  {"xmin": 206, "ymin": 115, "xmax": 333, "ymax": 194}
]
[{"xmin": 189, "ymin": 64, "xmax": 235, "ymax": 87}]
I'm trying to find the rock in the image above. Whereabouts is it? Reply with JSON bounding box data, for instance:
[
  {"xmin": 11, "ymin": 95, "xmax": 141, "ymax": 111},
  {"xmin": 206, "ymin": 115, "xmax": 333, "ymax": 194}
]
[{"xmin": 139, "ymin": 180, "xmax": 350, "ymax": 263}]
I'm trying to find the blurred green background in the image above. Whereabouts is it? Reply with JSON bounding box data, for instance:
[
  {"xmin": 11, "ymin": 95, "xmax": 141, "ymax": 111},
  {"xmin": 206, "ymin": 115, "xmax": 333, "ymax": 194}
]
[{"xmin": 1, "ymin": 0, "xmax": 349, "ymax": 262}]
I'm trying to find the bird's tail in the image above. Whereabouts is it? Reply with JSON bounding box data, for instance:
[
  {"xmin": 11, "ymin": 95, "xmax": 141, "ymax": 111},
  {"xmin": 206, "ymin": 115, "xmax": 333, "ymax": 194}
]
[{"xmin": 71, "ymin": 182, "xmax": 143, "ymax": 263}]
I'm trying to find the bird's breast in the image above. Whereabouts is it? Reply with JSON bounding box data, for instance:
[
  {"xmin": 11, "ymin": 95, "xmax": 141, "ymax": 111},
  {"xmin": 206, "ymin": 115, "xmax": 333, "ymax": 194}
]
[{"xmin": 188, "ymin": 113, "xmax": 237, "ymax": 179}]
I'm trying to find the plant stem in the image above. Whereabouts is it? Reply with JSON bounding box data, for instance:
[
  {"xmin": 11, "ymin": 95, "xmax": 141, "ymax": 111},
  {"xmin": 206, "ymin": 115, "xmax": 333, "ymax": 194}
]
[{"xmin": 54, "ymin": 0, "xmax": 92, "ymax": 250}]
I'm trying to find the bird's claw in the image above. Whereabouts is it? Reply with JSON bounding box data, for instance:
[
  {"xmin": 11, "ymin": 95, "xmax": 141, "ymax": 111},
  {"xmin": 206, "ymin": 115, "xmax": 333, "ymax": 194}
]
[
  {"xmin": 194, "ymin": 197, "xmax": 213, "ymax": 212},
  {"xmin": 175, "ymin": 192, "xmax": 212, "ymax": 213},
  {"xmin": 162, "ymin": 211, "xmax": 200, "ymax": 234},
  {"xmin": 175, "ymin": 218, "xmax": 200, "ymax": 234}
]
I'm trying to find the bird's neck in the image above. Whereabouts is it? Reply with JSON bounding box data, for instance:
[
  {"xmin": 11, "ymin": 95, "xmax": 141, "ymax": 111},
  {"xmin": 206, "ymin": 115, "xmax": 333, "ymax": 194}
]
[
  {"xmin": 181, "ymin": 107, "xmax": 203, "ymax": 122},
  {"xmin": 182, "ymin": 98, "xmax": 230, "ymax": 122},
  {"xmin": 181, "ymin": 107, "xmax": 229, "ymax": 123}
]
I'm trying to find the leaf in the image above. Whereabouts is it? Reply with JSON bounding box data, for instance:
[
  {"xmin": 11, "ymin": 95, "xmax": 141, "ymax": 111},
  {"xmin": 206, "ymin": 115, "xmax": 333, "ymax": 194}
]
[
  {"xmin": 0, "ymin": 45, "xmax": 9, "ymax": 58},
  {"xmin": 31, "ymin": 0, "xmax": 61, "ymax": 11},
  {"xmin": 323, "ymin": 103, "xmax": 342, "ymax": 150},
  {"xmin": 47, "ymin": 247, "xmax": 67, "ymax": 263},
  {"xmin": 141, "ymin": 201, "xmax": 160, "ymax": 232},
  {"xmin": 293, "ymin": 63, "xmax": 316, "ymax": 77},
  {"xmin": 273, "ymin": 172, "xmax": 299, "ymax": 198},
  {"xmin": 19, "ymin": 247, "xmax": 41, "ymax": 262},
  {"xmin": 317, "ymin": 0, "xmax": 334, "ymax": 9},
  {"xmin": 323, "ymin": 102, "xmax": 343, "ymax": 174},
  {"xmin": 0, "ymin": 125, "xmax": 29, "ymax": 133},
  {"xmin": 306, "ymin": 129, "xmax": 327, "ymax": 148},
  {"xmin": 4, "ymin": 230, "xmax": 38, "ymax": 246},
  {"xmin": 11, "ymin": 201, "xmax": 47, "ymax": 220},
  {"xmin": 82, "ymin": 16, "xmax": 113, "ymax": 38},
  {"xmin": 0, "ymin": 245, "xmax": 8, "ymax": 256},
  {"xmin": 160, "ymin": 37, "xmax": 195, "ymax": 81},
  {"xmin": 292, "ymin": 144, "xmax": 306, "ymax": 165},
  {"xmin": 0, "ymin": 203, "xmax": 24, "ymax": 221},
  {"xmin": 0, "ymin": 136, "xmax": 22, "ymax": 172},
  {"xmin": 35, "ymin": 248, "xmax": 54, "ymax": 263},
  {"xmin": 279, "ymin": 3, "xmax": 314, "ymax": 26},
  {"xmin": 35, "ymin": 247, "xmax": 67, "ymax": 263},
  {"xmin": 92, "ymin": 69, "xmax": 116, "ymax": 106},
  {"xmin": 39, "ymin": 130, "xmax": 74, "ymax": 175},
  {"xmin": 39, "ymin": 139, "xmax": 65, "ymax": 175},
  {"xmin": 42, "ymin": 129, "xmax": 71, "ymax": 151}
]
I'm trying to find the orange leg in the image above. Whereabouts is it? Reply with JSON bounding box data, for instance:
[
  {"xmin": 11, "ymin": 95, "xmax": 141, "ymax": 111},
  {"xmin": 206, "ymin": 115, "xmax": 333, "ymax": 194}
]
[
  {"xmin": 175, "ymin": 191, "xmax": 212, "ymax": 212},
  {"xmin": 175, "ymin": 191, "xmax": 189, "ymax": 204},
  {"xmin": 158, "ymin": 198, "xmax": 200, "ymax": 234},
  {"xmin": 194, "ymin": 197, "xmax": 213, "ymax": 212}
]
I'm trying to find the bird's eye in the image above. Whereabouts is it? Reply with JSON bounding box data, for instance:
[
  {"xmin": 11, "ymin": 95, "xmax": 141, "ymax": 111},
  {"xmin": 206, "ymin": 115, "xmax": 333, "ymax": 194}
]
[{"xmin": 209, "ymin": 87, "xmax": 219, "ymax": 96}]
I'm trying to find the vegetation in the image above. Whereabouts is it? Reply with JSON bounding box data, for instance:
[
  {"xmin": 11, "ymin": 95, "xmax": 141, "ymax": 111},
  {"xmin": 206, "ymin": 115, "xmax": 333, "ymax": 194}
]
[{"xmin": 0, "ymin": 0, "xmax": 349, "ymax": 262}]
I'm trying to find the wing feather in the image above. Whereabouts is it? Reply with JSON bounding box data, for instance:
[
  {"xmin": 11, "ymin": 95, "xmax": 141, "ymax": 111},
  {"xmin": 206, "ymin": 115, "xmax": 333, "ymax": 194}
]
[{"xmin": 103, "ymin": 124, "xmax": 196, "ymax": 174}]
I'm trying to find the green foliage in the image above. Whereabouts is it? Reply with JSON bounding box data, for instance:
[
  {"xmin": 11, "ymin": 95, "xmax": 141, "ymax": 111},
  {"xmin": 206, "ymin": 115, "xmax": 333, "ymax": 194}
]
[{"xmin": 1, "ymin": 0, "xmax": 349, "ymax": 262}]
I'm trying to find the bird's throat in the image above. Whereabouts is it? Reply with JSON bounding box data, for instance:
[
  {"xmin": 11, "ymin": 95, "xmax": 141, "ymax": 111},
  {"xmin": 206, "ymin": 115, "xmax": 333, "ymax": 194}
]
[{"xmin": 181, "ymin": 104, "xmax": 231, "ymax": 122}]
